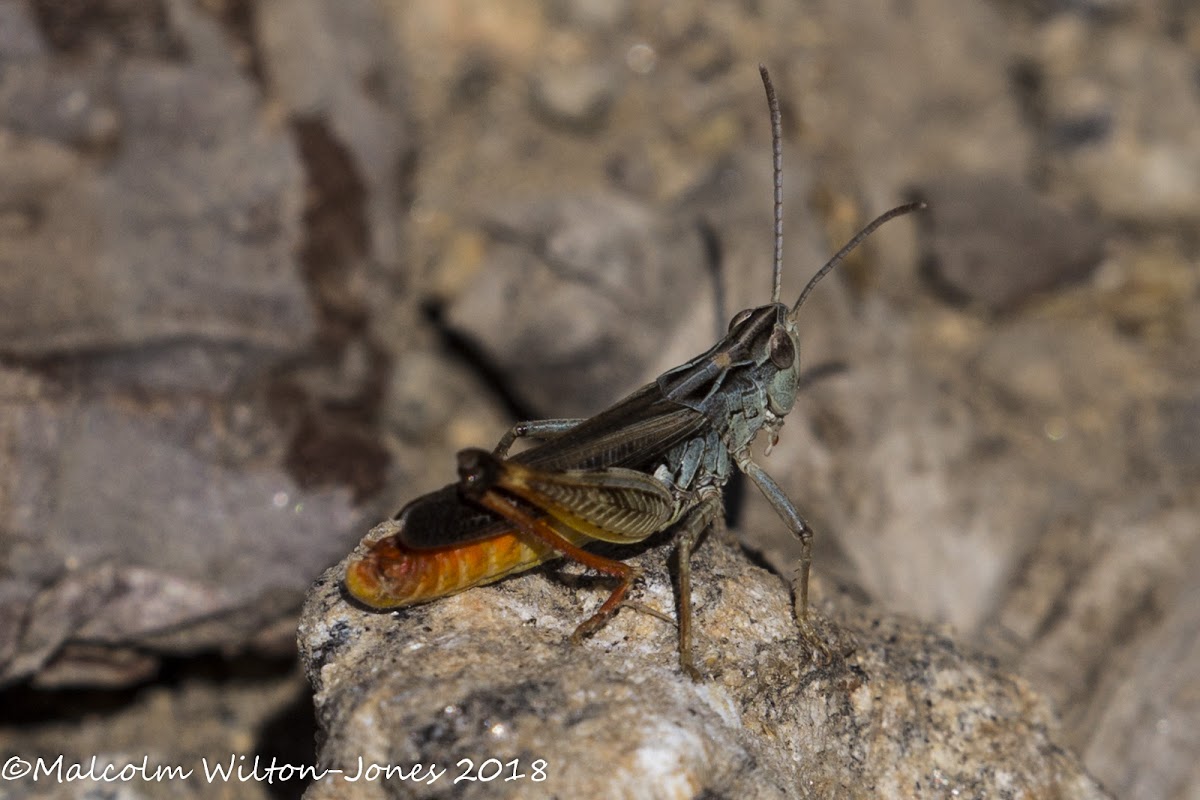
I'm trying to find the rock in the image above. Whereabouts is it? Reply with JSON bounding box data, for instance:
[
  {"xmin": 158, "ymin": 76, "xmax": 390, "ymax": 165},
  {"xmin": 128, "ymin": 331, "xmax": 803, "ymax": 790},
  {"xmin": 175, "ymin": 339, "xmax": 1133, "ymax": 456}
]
[
  {"xmin": 299, "ymin": 520, "xmax": 1109, "ymax": 799},
  {"xmin": 0, "ymin": 657, "xmax": 314, "ymax": 800},
  {"xmin": 0, "ymin": 17, "xmax": 311, "ymax": 356},
  {"xmin": 529, "ymin": 60, "xmax": 617, "ymax": 132},
  {"xmin": 0, "ymin": 0, "xmax": 384, "ymax": 690},
  {"xmin": 444, "ymin": 192, "xmax": 711, "ymax": 416},
  {"xmin": 385, "ymin": 348, "xmax": 509, "ymax": 450},
  {"xmin": 553, "ymin": 0, "xmax": 631, "ymax": 32},
  {"xmin": 917, "ymin": 174, "xmax": 1105, "ymax": 311},
  {"xmin": 1, "ymin": 1, "xmax": 1196, "ymax": 798},
  {"xmin": 1030, "ymin": 14, "xmax": 1200, "ymax": 221},
  {"xmin": 0, "ymin": 367, "xmax": 365, "ymax": 688},
  {"xmin": 992, "ymin": 500, "xmax": 1200, "ymax": 798},
  {"xmin": 800, "ymin": 0, "xmax": 1035, "ymax": 197},
  {"xmin": 0, "ymin": 1, "xmax": 45, "ymax": 58},
  {"xmin": 1080, "ymin": 534, "xmax": 1200, "ymax": 799}
]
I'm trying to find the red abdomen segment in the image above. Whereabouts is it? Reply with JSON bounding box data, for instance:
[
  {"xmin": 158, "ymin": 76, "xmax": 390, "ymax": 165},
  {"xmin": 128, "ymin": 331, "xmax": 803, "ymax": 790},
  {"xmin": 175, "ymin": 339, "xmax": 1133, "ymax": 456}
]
[{"xmin": 344, "ymin": 530, "xmax": 560, "ymax": 609}]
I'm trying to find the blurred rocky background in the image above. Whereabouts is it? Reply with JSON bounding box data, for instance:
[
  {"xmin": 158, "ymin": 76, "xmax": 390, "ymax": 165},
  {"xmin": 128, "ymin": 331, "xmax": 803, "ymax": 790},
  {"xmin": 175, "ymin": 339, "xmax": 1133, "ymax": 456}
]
[{"xmin": 1, "ymin": 0, "xmax": 1197, "ymax": 797}]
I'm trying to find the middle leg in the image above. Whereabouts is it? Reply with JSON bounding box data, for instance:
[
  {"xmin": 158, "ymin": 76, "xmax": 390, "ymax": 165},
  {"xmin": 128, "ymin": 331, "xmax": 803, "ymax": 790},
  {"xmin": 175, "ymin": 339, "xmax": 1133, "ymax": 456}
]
[{"xmin": 673, "ymin": 487, "xmax": 725, "ymax": 679}]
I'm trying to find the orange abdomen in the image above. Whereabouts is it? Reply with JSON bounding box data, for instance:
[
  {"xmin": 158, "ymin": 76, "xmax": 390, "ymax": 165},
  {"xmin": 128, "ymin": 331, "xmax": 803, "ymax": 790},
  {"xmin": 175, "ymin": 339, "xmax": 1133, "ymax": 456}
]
[{"xmin": 344, "ymin": 530, "xmax": 560, "ymax": 609}]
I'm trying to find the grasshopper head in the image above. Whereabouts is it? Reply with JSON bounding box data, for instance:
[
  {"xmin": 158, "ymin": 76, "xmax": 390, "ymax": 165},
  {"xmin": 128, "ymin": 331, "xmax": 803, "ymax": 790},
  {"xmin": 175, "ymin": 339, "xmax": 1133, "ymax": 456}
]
[
  {"xmin": 765, "ymin": 313, "xmax": 803, "ymax": 417},
  {"xmin": 725, "ymin": 302, "xmax": 803, "ymax": 418}
]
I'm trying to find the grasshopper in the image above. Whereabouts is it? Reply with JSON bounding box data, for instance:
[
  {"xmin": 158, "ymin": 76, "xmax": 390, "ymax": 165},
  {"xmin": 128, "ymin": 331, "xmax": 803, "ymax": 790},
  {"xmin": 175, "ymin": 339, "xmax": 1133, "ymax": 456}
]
[{"xmin": 344, "ymin": 67, "xmax": 922, "ymax": 677}]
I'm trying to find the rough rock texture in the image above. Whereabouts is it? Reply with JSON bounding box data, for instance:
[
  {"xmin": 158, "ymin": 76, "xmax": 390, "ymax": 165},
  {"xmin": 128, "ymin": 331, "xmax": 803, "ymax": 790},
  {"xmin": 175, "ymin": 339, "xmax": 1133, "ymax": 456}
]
[
  {"xmin": 0, "ymin": 367, "xmax": 362, "ymax": 688},
  {"xmin": 0, "ymin": 0, "xmax": 374, "ymax": 691},
  {"xmin": 2, "ymin": 0, "xmax": 1198, "ymax": 798},
  {"xmin": 0, "ymin": 3, "xmax": 310, "ymax": 355},
  {"xmin": 300, "ymin": 522, "xmax": 1108, "ymax": 799},
  {"xmin": 445, "ymin": 192, "xmax": 712, "ymax": 415}
]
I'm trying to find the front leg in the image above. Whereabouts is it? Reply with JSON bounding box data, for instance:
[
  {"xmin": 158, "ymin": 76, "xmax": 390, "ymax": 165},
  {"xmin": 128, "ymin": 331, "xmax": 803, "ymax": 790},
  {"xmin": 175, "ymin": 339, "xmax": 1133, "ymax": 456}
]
[
  {"xmin": 734, "ymin": 451, "xmax": 831, "ymax": 659},
  {"xmin": 493, "ymin": 418, "xmax": 586, "ymax": 457}
]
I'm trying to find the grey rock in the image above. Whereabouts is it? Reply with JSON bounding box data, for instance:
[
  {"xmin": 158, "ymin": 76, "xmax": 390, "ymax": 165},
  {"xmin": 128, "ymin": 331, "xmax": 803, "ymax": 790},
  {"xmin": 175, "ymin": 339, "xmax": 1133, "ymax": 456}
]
[
  {"xmin": 0, "ymin": 51, "xmax": 310, "ymax": 356},
  {"xmin": 0, "ymin": 0, "xmax": 347, "ymax": 689},
  {"xmin": 801, "ymin": 0, "xmax": 1035, "ymax": 198},
  {"xmin": 529, "ymin": 61, "xmax": 617, "ymax": 132},
  {"xmin": 48, "ymin": 342, "xmax": 288, "ymax": 395},
  {"xmin": 445, "ymin": 193, "xmax": 710, "ymax": 416},
  {"xmin": 918, "ymin": 174, "xmax": 1105, "ymax": 311},
  {"xmin": 300, "ymin": 520, "xmax": 1109, "ymax": 799},
  {"xmin": 1081, "ymin": 533, "xmax": 1200, "ymax": 799},
  {"xmin": 0, "ymin": 368, "xmax": 364, "ymax": 687},
  {"xmin": 992, "ymin": 499, "xmax": 1200, "ymax": 797},
  {"xmin": 1157, "ymin": 392, "xmax": 1200, "ymax": 484},
  {"xmin": 550, "ymin": 0, "xmax": 631, "ymax": 31},
  {"xmin": 385, "ymin": 348, "xmax": 509, "ymax": 448}
]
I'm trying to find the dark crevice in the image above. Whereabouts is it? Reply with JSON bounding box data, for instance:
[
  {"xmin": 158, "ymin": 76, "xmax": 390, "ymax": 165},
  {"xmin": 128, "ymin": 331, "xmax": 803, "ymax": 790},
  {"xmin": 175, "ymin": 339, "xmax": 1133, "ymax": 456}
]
[
  {"xmin": 420, "ymin": 300, "xmax": 540, "ymax": 423},
  {"xmin": 274, "ymin": 116, "xmax": 392, "ymax": 502},
  {"xmin": 0, "ymin": 652, "xmax": 313, "ymax": 797},
  {"xmin": 0, "ymin": 679, "xmax": 142, "ymax": 726},
  {"xmin": 1008, "ymin": 58, "xmax": 1056, "ymax": 190},
  {"xmin": 918, "ymin": 254, "xmax": 976, "ymax": 309},
  {"xmin": 0, "ymin": 651, "xmax": 298, "ymax": 725},
  {"xmin": 394, "ymin": 143, "xmax": 421, "ymax": 220},
  {"xmin": 292, "ymin": 116, "xmax": 372, "ymax": 341},
  {"xmin": 284, "ymin": 412, "xmax": 390, "ymax": 501},
  {"xmin": 454, "ymin": 52, "xmax": 501, "ymax": 103},
  {"xmin": 724, "ymin": 467, "xmax": 746, "ymax": 530},
  {"xmin": 255, "ymin": 684, "xmax": 317, "ymax": 800},
  {"xmin": 1008, "ymin": 59, "xmax": 1045, "ymax": 132}
]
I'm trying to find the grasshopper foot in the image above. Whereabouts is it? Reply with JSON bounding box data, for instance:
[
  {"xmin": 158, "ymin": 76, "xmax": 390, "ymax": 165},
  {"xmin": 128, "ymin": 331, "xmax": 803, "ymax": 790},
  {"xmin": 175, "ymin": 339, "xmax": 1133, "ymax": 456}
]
[
  {"xmin": 796, "ymin": 614, "xmax": 834, "ymax": 663},
  {"xmin": 569, "ymin": 603, "xmax": 621, "ymax": 644},
  {"xmin": 794, "ymin": 588, "xmax": 837, "ymax": 663},
  {"xmin": 569, "ymin": 573, "xmax": 639, "ymax": 644},
  {"xmin": 794, "ymin": 602, "xmax": 858, "ymax": 666}
]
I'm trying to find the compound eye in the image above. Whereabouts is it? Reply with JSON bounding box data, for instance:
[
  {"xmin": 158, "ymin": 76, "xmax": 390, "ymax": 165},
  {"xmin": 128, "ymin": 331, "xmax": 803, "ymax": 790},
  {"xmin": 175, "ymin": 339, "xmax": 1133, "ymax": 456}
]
[
  {"xmin": 768, "ymin": 327, "xmax": 795, "ymax": 369},
  {"xmin": 728, "ymin": 308, "xmax": 754, "ymax": 332}
]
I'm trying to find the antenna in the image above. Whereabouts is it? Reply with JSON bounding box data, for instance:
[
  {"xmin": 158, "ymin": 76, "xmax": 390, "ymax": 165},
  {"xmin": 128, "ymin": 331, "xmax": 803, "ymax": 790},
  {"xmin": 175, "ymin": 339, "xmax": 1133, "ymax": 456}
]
[
  {"xmin": 791, "ymin": 200, "xmax": 926, "ymax": 316},
  {"xmin": 759, "ymin": 65, "xmax": 784, "ymax": 305}
]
